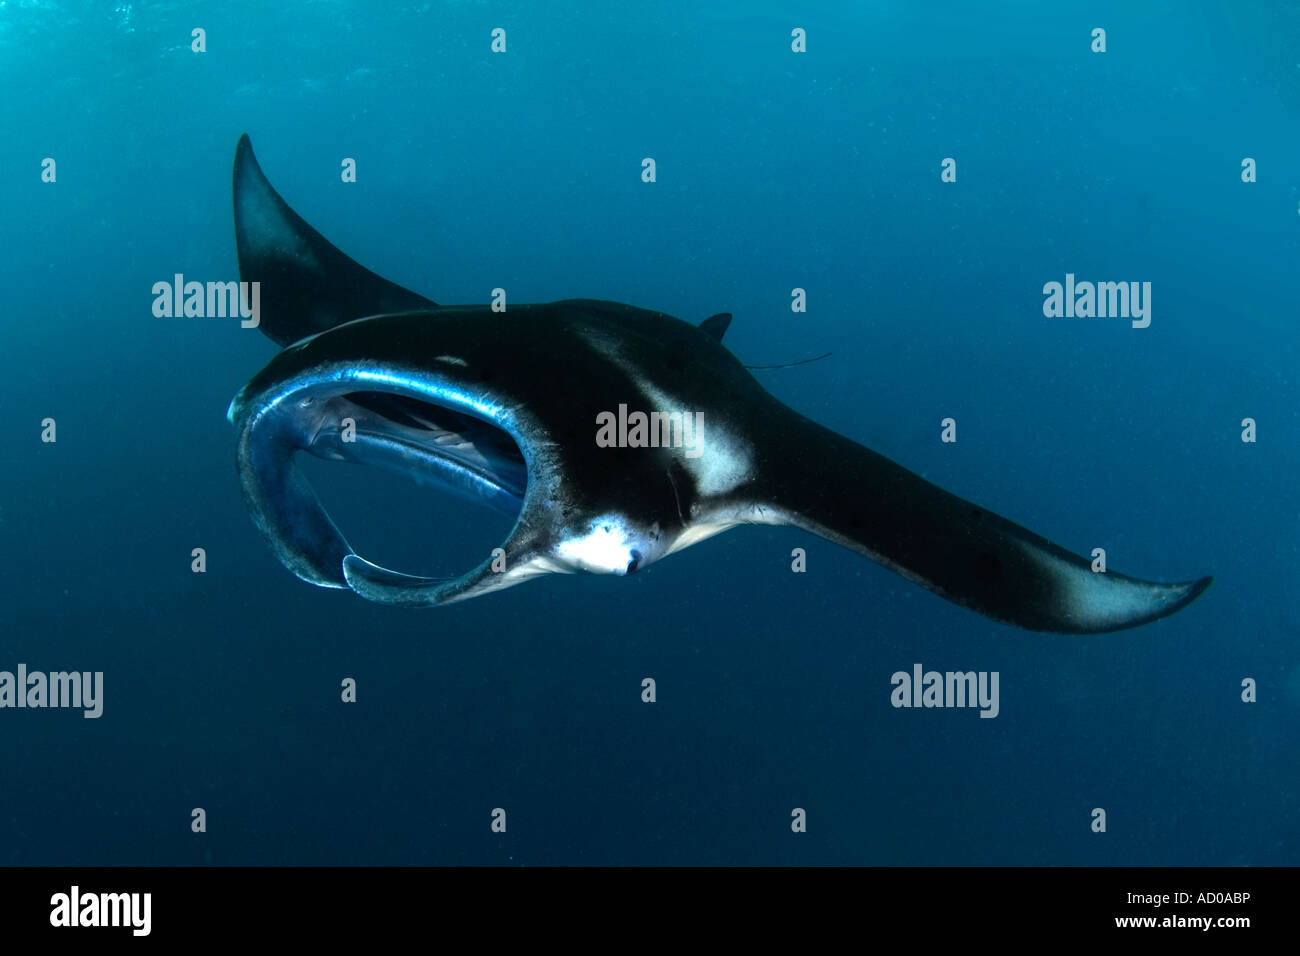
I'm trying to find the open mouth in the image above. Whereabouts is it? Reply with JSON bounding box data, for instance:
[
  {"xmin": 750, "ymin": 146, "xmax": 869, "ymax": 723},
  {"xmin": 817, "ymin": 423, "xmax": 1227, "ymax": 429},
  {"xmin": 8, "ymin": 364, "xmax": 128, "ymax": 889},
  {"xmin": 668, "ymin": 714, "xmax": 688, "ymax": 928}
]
[
  {"xmin": 233, "ymin": 380, "xmax": 532, "ymax": 603},
  {"xmin": 312, "ymin": 391, "xmax": 527, "ymax": 513},
  {"xmin": 306, "ymin": 390, "xmax": 527, "ymax": 574}
]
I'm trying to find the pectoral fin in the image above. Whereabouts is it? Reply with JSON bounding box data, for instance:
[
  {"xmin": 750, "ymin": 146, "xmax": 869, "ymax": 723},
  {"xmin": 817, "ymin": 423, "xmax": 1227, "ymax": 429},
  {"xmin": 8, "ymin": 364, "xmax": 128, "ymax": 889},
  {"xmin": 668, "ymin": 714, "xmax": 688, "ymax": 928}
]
[
  {"xmin": 764, "ymin": 417, "xmax": 1211, "ymax": 633},
  {"xmin": 233, "ymin": 133, "xmax": 436, "ymax": 346}
]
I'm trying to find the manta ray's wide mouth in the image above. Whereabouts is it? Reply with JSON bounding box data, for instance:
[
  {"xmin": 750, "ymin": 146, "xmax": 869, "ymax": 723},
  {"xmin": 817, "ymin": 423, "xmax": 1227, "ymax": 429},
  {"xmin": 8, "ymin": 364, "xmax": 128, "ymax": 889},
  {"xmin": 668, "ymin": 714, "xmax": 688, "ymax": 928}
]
[
  {"xmin": 307, "ymin": 390, "xmax": 527, "ymax": 580},
  {"xmin": 319, "ymin": 391, "xmax": 527, "ymax": 509},
  {"xmin": 234, "ymin": 379, "xmax": 533, "ymax": 604}
]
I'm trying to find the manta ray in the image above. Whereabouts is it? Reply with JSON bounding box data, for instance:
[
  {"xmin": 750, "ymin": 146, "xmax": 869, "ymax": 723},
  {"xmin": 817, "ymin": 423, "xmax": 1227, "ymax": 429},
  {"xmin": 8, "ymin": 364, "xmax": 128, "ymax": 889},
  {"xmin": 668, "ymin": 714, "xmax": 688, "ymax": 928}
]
[{"xmin": 226, "ymin": 134, "xmax": 1211, "ymax": 632}]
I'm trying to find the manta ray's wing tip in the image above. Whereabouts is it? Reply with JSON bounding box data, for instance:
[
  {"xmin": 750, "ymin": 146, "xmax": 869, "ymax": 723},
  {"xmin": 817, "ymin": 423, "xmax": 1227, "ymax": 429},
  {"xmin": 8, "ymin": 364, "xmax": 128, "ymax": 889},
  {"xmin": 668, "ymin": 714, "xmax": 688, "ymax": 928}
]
[
  {"xmin": 233, "ymin": 132, "xmax": 256, "ymax": 175},
  {"xmin": 1081, "ymin": 573, "xmax": 1213, "ymax": 634},
  {"xmin": 1172, "ymin": 574, "xmax": 1213, "ymax": 609}
]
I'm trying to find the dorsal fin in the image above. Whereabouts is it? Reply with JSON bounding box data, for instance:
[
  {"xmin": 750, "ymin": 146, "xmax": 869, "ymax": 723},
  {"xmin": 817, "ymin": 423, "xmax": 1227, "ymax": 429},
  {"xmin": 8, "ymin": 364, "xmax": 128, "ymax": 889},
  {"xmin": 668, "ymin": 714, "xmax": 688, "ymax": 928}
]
[
  {"xmin": 232, "ymin": 134, "xmax": 436, "ymax": 347},
  {"xmin": 698, "ymin": 312, "xmax": 732, "ymax": 342}
]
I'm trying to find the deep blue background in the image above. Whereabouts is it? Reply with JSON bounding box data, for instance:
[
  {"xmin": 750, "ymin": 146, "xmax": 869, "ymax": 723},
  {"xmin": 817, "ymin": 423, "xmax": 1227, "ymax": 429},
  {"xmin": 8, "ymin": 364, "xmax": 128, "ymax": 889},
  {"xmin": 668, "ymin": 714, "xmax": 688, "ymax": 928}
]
[{"xmin": 0, "ymin": 1, "xmax": 1296, "ymax": 864}]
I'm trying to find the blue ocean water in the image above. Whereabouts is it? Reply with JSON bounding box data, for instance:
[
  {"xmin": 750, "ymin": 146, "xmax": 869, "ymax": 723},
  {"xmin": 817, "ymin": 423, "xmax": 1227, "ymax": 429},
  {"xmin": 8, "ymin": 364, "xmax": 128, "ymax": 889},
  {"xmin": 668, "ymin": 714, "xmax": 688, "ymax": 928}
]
[{"xmin": 1, "ymin": 1, "xmax": 1296, "ymax": 865}]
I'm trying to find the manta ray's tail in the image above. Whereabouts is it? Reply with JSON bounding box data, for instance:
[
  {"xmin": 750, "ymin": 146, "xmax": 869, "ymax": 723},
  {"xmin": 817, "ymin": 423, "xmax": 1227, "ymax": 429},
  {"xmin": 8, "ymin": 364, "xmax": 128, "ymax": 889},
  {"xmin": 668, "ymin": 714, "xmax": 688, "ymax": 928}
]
[{"xmin": 765, "ymin": 415, "xmax": 1211, "ymax": 633}]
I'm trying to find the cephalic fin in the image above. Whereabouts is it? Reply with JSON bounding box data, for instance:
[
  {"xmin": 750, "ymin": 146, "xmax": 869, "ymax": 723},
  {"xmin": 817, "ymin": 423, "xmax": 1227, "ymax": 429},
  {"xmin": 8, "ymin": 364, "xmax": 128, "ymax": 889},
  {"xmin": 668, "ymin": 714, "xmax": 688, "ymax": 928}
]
[{"xmin": 342, "ymin": 542, "xmax": 560, "ymax": 607}]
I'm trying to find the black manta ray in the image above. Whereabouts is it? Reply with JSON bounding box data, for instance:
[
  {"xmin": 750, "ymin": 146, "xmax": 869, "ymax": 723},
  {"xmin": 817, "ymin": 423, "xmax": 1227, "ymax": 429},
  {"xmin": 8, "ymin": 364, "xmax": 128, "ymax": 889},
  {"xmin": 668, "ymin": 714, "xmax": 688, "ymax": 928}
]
[{"xmin": 226, "ymin": 135, "xmax": 1210, "ymax": 632}]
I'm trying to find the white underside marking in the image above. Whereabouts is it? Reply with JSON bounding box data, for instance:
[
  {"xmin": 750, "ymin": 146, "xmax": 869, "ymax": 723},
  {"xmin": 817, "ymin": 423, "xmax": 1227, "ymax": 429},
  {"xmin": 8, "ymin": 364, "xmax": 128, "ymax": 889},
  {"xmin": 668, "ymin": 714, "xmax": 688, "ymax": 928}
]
[
  {"xmin": 579, "ymin": 327, "xmax": 754, "ymax": 496},
  {"xmin": 665, "ymin": 504, "xmax": 777, "ymax": 557},
  {"xmin": 451, "ymin": 553, "xmax": 570, "ymax": 601},
  {"xmin": 555, "ymin": 515, "xmax": 640, "ymax": 574},
  {"xmin": 1041, "ymin": 548, "xmax": 1163, "ymax": 629}
]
